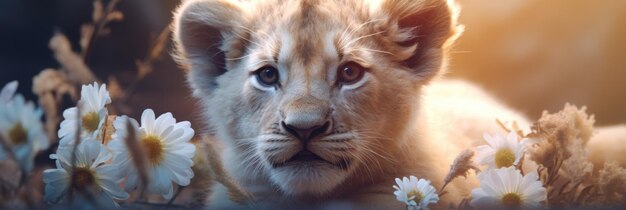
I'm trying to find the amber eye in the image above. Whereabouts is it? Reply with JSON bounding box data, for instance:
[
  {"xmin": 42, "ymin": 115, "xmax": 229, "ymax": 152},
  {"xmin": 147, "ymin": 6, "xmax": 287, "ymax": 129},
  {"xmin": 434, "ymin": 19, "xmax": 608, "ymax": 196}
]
[
  {"xmin": 338, "ymin": 62, "xmax": 365, "ymax": 84},
  {"xmin": 255, "ymin": 66, "xmax": 279, "ymax": 86}
]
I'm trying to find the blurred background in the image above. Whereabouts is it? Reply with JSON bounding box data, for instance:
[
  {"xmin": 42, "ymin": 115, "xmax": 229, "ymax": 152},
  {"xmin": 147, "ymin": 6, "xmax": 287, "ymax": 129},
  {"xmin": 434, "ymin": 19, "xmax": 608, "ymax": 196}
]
[{"xmin": 0, "ymin": 0, "xmax": 625, "ymax": 128}]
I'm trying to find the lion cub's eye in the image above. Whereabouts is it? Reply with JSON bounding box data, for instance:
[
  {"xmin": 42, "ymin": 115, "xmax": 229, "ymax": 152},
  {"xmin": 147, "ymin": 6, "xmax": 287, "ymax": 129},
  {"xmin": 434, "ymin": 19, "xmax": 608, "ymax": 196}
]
[
  {"xmin": 255, "ymin": 66, "xmax": 279, "ymax": 86},
  {"xmin": 338, "ymin": 62, "xmax": 365, "ymax": 85}
]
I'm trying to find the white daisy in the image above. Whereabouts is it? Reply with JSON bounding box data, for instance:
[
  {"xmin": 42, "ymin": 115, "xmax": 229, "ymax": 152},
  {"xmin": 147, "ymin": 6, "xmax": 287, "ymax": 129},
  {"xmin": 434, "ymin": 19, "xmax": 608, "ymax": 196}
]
[
  {"xmin": 476, "ymin": 131, "xmax": 525, "ymax": 169},
  {"xmin": 43, "ymin": 138, "xmax": 128, "ymax": 205},
  {"xmin": 470, "ymin": 167, "xmax": 547, "ymax": 210},
  {"xmin": 0, "ymin": 80, "xmax": 18, "ymax": 103},
  {"xmin": 393, "ymin": 176, "xmax": 439, "ymax": 210},
  {"xmin": 108, "ymin": 109, "xmax": 196, "ymax": 199},
  {"xmin": 58, "ymin": 82, "xmax": 111, "ymax": 145},
  {"xmin": 0, "ymin": 94, "xmax": 49, "ymax": 172}
]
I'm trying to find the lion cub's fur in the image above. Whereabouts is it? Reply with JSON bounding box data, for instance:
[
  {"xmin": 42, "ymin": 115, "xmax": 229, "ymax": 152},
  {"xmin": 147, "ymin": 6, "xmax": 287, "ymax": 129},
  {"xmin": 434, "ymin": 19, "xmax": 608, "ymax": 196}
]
[{"xmin": 171, "ymin": 0, "xmax": 625, "ymax": 209}]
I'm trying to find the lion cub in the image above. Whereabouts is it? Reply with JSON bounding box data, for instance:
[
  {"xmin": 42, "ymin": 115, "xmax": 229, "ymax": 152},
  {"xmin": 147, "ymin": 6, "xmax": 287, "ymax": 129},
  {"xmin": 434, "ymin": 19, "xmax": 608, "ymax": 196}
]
[{"xmin": 172, "ymin": 0, "xmax": 554, "ymax": 209}]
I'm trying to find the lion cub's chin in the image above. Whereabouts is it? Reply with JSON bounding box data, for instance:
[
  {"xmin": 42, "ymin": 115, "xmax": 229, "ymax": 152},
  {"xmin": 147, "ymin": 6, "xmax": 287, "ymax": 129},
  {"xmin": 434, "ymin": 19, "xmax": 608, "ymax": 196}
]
[{"xmin": 268, "ymin": 161, "xmax": 350, "ymax": 195}]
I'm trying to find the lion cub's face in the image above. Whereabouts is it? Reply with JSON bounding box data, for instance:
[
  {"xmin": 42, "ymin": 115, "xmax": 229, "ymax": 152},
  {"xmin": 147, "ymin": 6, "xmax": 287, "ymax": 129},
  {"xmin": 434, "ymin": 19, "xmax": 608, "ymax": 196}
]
[{"xmin": 174, "ymin": 0, "xmax": 459, "ymax": 195}]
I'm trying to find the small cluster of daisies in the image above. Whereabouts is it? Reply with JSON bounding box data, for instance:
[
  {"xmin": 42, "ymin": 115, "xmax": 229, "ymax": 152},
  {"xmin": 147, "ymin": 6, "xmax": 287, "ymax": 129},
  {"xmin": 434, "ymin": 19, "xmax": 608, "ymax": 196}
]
[
  {"xmin": 471, "ymin": 131, "xmax": 547, "ymax": 210},
  {"xmin": 0, "ymin": 81, "xmax": 49, "ymax": 172},
  {"xmin": 392, "ymin": 131, "xmax": 547, "ymax": 210},
  {"xmin": 42, "ymin": 82, "xmax": 196, "ymax": 206}
]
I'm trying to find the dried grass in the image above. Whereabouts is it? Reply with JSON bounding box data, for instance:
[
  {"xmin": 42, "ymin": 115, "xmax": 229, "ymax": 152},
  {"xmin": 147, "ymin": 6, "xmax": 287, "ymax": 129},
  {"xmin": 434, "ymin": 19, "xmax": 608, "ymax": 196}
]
[
  {"xmin": 528, "ymin": 103, "xmax": 595, "ymax": 162},
  {"xmin": 519, "ymin": 103, "xmax": 625, "ymax": 207},
  {"xmin": 594, "ymin": 161, "xmax": 626, "ymax": 205},
  {"xmin": 32, "ymin": 69, "xmax": 77, "ymax": 141},
  {"xmin": 49, "ymin": 32, "xmax": 96, "ymax": 84},
  {"xmin": 441, "ymin": 149, "xmax": 480, "ymax": 193}
]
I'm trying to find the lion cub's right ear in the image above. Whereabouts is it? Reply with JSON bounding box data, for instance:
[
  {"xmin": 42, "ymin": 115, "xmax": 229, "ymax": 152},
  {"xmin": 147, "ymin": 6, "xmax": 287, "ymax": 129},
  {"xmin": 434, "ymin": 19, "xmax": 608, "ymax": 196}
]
[{"xmin": 172, "ymin": 0, "xmax": 247, "ymax": 96}]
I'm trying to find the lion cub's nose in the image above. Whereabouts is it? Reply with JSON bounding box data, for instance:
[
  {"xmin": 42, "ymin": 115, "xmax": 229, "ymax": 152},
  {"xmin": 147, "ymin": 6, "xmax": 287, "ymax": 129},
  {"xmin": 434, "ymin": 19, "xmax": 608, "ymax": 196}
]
[
  {"xmin": 282, "ymin": 120, "xmax": 330, "ymax": 143},
  {"xmin": 281, "ymin": 96, "xmax": 331, "ymax": 143}
]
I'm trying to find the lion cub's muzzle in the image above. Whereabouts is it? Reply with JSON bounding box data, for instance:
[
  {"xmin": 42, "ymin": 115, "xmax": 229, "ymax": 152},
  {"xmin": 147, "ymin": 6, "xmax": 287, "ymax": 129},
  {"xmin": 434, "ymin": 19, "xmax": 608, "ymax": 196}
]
[{"xmin": 262, "ymin": 95, "xmax": 352, "ymax": 170}]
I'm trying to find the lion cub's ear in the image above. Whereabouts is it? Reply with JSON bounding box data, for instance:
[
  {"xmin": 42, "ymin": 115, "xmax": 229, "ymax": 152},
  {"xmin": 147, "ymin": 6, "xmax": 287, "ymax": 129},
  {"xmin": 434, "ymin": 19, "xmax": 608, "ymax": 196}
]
[
  {"xmin": 172, "ymin": 0, "xmax": 247, "ymax": 96},
  {"xmin": 372, "ymin": 0, "xmax": 463, "ymax": 80}
]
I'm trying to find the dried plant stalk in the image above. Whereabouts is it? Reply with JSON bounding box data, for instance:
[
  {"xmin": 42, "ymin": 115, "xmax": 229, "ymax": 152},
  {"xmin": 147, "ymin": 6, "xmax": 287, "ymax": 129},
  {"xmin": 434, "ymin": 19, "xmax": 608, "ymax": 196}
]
[
  {"xmin": 68, "ymin": 104, "xmax": 83, "ymax": 202},
  {"xmin": 441, "ymin": 149, "xmax": 480, "ymax": 193},
  {"xmin": 202, "ymin": 136, "xmax": 256, "ymax": 206},
  {"xmin": 82, "ymin": 0, "xmax": 121, "ymax": 64},
  {"xmin": 116, "ymin": 25, "xmax": 172, "ymax": 102},
  {"xmin": 123, "ymin": 120, "xmax": 149, "ymax": 197},
  {"xmin": 32, "ymin": 69, "xmax": 77, "ymax": 141},
  {"xmin": 49, "ymin": 32, "xmax": 96, "ymax": 84},
  {"xmin": 137, "ymin": 25, "xmax": 171, "ymax": 80},
  {"xmin": 91, "ymin": 0, "xmax": 104, "ymax": 22},
  {"xmin": 528, "ymin": 104, "xmax": 595, "ymax": 172},
  {"xmin": 108, "ymin": 23, "xmax": 171, "ymax": 116},
  {"xmin": 496, "ymin": 119, "xmax": 512, "ymax": 133},
  {"xmin": 526, "ymin": 103, "xmax": 599, "ymax": 207},
  {"xmin": 528, "ymin": 104, "xmax": 595, "ymax": 162},
  {"xmin": 496, "ymin": 119, "xmax": 524, "ymax": 137},
  {"xmin": 38, "ymin": 93, "xmax": 58, "ymax": 142},
  {"xmin": 187, "ymin": 139, "xmax": 215, "ymax": 207}
]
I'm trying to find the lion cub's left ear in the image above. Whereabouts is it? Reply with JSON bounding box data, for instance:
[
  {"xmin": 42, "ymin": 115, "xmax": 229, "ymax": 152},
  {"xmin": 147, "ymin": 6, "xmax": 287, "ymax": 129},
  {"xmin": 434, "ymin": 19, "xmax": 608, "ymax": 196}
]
[
  {"xmin": 372, "ymin": 0, "xmax": 463, "ymax": 80},
  {"xmin": 172, "ymin": 0, "xmax": 248, "ymax": 96}
]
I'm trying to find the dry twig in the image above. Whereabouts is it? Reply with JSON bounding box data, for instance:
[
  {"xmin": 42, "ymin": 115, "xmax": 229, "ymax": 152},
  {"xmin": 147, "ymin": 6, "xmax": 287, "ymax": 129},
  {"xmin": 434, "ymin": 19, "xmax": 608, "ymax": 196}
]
[{"xmin": 82, "ymin": 0, "xmax": 122, "ymax": 64}]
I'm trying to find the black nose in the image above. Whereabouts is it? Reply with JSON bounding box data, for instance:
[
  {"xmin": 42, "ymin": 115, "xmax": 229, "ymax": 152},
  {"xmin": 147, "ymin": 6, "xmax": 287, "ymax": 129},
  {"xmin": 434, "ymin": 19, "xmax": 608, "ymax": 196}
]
[{"xmin": 281, "ymin": 121, "xmax": 330, "ymax": 143}]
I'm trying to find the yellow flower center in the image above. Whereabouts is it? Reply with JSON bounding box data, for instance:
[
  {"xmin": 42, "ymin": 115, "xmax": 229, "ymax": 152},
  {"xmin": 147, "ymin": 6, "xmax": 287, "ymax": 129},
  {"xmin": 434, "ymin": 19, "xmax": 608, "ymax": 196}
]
[
  {"xmin": 73, "ymin": 167, "xmax": 95, "ymax": 190},
  {"xmin": 408, "ymin": 190, "xmax": 423, "ymax": 204},
  {"xmin": 81, "ymin": 112, "xmax": 100, "ymax": 133},
  {"xmin": 495, "ymin": 148, "xmax": 516, "ymax": 168},
  {"xmin": 501, "ymin": 192, "xmax": 522, "ymax": 208},
  {"xmin": 142, "ymin": 135, "xmax": 164, "ymax": 165},
  {"xmin": 8, "ymin": 123, "xmax": 27, "ymax": 145}
]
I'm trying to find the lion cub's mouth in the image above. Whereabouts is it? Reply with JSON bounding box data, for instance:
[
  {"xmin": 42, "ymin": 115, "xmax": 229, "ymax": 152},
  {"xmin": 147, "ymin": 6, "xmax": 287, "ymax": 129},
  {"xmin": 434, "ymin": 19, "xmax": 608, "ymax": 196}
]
[
  {"xmin": 272, "ymin": 150, "xmax": 350, "ymax": 170},
  {"xmin": 289, "ymin": 150, "xmax": 323, "ymax": 162},
  {"xmin": 271, "ymin": 150, "xmax": 327, "ymax": 168}
]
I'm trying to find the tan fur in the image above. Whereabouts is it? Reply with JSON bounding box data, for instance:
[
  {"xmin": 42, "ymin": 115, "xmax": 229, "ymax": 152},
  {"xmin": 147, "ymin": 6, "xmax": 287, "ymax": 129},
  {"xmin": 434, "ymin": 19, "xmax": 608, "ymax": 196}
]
[{"xmin": 172, "ymin": 0, "xmax": 626, "ymax": 209}]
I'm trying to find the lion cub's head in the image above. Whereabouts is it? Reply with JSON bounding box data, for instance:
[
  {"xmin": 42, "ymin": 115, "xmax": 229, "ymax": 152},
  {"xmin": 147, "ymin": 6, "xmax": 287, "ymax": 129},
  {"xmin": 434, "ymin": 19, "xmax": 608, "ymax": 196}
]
[{"xmin": 173, "ymin": 0, "xmax": 460, "ymax": 195}]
